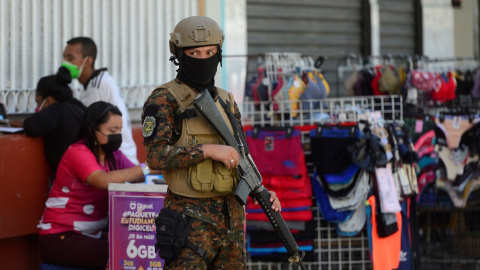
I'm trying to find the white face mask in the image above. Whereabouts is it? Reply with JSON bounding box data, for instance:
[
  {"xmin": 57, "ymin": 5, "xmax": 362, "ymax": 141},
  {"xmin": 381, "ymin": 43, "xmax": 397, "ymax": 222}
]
[{"xmin": 35, "ymin": 98, "xmax": 46, "ymax": 113}]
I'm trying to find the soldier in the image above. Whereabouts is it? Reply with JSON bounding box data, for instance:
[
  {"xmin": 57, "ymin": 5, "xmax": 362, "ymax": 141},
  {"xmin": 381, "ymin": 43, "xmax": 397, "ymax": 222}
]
[{"xmin": 142, "ymin": 16, "xmax": 281, "ymax": 269}]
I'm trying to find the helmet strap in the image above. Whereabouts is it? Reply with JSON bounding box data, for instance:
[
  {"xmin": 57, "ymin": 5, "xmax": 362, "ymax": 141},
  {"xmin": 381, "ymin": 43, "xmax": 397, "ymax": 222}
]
[
  {"xmin": 169, "ymin": 55, "xmax": 180, "ymax": 66},
  {"xmin": 218, "ymin": 45, "xmax": 223, "ymax": 67}
]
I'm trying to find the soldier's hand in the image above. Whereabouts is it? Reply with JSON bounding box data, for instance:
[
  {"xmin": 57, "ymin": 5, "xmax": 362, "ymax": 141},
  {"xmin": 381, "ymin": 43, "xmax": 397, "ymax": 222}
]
[
  {"xmin": 253, "ymin": 190, "xmax": 281, "ymax": 212},
  {"xmin": 202, "ymin": 144, "xmax": 239, "ymax": 170},
  {"xmin": 268, "ymin": 191, "xmax": 281, "ymax": 212}
]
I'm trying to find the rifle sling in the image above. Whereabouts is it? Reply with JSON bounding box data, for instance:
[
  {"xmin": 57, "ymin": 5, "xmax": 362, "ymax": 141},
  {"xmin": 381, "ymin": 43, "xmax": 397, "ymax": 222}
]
[{"xmin": 217, "ymin": 97, "xmax": 249, "ymax": 154}]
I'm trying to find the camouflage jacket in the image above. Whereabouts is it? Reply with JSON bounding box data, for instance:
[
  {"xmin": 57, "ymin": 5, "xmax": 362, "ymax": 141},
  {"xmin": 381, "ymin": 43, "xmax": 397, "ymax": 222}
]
[{"xmin": 141, "ymin": 79, "xmax": 243, "ymax": 171}]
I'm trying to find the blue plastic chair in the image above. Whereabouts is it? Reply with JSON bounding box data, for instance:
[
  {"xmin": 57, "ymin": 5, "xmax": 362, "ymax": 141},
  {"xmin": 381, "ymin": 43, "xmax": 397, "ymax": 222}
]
[{"xmin": 39, "ymin": 263, "xmax": 97, "ymax": 270}]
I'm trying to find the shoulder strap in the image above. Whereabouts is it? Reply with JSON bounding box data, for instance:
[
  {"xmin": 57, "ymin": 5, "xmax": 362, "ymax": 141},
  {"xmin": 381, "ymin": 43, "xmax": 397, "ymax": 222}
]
[
  {"xmin": 217, "ymin": 93, "xmax": 250, "ymax": 155},
  {"xmin": 173, "ymin": 215, "xmax": 211, "ymax": 265},
  {"xmin": 164, "ymin": 80, "xmax": 197, "ymax": 110},
  {"xmin": 174, "ymin": 109, "xmax": 197, "ymax": 122},
  {"xmin": 163, "ymin": 80, "xmax": 199, "ymax": 123},
  {"xmin": 186, "ymin": 242, "xmax": 211, "ymax": 265}
]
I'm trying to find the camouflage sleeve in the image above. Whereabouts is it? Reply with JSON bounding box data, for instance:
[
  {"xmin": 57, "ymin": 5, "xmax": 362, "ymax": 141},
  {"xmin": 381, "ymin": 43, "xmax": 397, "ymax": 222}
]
[{"xmin": 141, "ymin": 88, "xmax": 205, "ymax": 170}]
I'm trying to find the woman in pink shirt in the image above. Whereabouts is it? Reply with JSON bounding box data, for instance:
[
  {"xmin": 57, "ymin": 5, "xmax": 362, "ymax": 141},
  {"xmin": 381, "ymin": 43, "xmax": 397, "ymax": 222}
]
[{"xmin": 37, "ymin": 101, "xmax": 157, "ymax": 269}]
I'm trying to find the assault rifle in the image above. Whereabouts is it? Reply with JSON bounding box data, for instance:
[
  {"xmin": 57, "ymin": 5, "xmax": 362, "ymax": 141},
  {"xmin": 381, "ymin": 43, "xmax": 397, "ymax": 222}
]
[{"xmin": 193, "ymin": 91, "xmax": 306, "ymax": 269}]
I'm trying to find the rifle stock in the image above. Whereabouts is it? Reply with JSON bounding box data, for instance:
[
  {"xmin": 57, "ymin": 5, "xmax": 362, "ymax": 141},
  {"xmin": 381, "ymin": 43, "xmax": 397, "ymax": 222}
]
[{"xmin": 193, "ymin": 90, "xmax": 306, "ymax": 269}]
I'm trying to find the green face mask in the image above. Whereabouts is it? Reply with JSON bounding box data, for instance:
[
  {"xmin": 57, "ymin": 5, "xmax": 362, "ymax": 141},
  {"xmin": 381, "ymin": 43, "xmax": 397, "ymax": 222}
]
[{"xmin": 61, "ymin": 57, "xmax": 87, "ymax": 79}]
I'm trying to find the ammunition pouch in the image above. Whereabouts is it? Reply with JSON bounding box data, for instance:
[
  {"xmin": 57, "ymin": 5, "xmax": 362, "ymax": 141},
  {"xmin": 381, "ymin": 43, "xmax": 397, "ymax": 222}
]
[{"xmin": 188, "ymin": 159, "xmax": 237, "ymax": 193}]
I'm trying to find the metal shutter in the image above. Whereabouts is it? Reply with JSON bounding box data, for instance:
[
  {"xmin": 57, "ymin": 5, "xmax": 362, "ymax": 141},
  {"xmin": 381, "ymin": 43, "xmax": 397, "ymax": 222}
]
[
  {"xmin": 246, "ymin": 0, "xmax": 365, "ymax": 96},
  {"xmin": 379, "ymin": 0, "xmax": 420, "ymax": 56},
  {"xmin": 0, "ymin": 0, "xmax": 198, "ymax": 114}
]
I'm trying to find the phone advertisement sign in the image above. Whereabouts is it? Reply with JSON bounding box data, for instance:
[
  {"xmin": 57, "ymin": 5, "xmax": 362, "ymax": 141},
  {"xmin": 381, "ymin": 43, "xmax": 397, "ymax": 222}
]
[{"xmin": 109, "ymin": 187, "xmax": 165, "ymax": 270}]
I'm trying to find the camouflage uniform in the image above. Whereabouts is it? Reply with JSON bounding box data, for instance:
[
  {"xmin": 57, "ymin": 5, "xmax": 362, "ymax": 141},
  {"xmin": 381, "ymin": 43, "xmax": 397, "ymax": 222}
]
[{"xmin": 142, "ymin": 81, "xmax": 246, "ymax": 269}]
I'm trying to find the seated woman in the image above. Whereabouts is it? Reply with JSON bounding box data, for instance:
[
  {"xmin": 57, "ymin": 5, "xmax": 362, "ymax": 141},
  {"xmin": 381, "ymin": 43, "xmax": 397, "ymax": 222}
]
[
  {"xmin": 10, "ymin": 67, "xmax": 86, "ymax": 182},
  {"xmin": 37, "ymin": 101, "xmax": 158, "ymax": 269}
]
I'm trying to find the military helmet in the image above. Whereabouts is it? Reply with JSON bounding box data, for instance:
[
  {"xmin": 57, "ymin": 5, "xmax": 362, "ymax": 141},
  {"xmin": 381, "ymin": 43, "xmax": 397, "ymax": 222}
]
[{"xmin": 169, "ymin": 16, "xmax": 225, "ymax": 55}]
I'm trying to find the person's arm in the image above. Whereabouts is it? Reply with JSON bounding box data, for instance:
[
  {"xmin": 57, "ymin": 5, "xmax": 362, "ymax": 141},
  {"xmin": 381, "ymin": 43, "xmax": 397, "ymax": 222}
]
[
  {"xmin": 66, "ymin": 144, "xmax": 151, "ymax": 190},
  {"xmin": 86, "ymin": 165, "xmax": 144, "ymax": 189},
  {"xmin": 9, "ymin": 119, "xmax": 23, "ymax": 127},
  {"xmin": 22, "ymin": 106, "xmax": 61, "ymax": 137},
  {"xmin": 142, "ymin": 89, "xmax": 207, "ymax": 170},
  {"xmin": 143, "ymin": 89, "xmax": 243, "ymax": 171},
  {"xmin": 86, "ymin": 150, "xmax": 163, "ymax": 189},
  {"xmin": 87, "ymin": 165, "xmax": 163, "ymax": 189},
  {"xmin": 207, "ymin": 99, "xmax": 244, "ymax": 170}
]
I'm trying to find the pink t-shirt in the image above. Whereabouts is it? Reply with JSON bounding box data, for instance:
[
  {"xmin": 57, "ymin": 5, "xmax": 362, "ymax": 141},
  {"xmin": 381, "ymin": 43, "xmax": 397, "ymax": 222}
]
[{"xmin": 38, "ymin": 141, "xmax": 134, "ymax": 238}]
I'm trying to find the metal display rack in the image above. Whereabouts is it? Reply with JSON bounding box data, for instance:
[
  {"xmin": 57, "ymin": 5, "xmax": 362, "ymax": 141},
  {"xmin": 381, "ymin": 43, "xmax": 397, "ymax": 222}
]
[
  {"xmin": 241, "ymin": 95, "xmax": 403, "ymax": 127},
  {"xmin": 240, "ymin": 95, "xmax": 403, "ymax": 270}
]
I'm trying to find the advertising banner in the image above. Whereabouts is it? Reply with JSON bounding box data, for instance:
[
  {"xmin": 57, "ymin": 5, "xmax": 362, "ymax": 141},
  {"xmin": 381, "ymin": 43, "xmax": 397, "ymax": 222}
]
[{"xmin": 109, "ymin": 189, "xmax": 165, "ymax": 270}]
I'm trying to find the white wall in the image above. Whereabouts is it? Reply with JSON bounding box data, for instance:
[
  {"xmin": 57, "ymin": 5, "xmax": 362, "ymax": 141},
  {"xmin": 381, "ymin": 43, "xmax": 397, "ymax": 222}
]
[
  {"xmin": 205, "ymin": 0, "xmax": 247, "ymax": 103},
  {"xmin": 421, "ymin": 0, "xmax": 455, "ymax": 58}
]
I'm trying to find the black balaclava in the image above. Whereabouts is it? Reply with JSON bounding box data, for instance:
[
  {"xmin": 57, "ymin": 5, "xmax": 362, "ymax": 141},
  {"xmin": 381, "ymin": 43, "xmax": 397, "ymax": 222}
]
[{"xmin": 173, "ymin": 46, "xmax": 222, "ymax": 95}]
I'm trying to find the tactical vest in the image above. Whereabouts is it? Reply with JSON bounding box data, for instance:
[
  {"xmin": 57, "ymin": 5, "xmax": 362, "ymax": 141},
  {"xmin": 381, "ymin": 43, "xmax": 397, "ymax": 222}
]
[{"xmin": 161, "ymin": 80, "xmax": 238, "ymax": 198}]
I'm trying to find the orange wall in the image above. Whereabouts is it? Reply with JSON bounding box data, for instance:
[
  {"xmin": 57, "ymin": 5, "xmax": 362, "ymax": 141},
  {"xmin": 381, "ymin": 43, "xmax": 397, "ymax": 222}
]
[
  {"xmin": 0, "ymin": 135, "xmax": 49, "ymax": 270},
  {"xmin": 0, "ymin": 235, "xmax": 42, "ymax": 270},
  {"xmin": 0, "ymin": 126, "xmax": 146, "ymax": 269}
]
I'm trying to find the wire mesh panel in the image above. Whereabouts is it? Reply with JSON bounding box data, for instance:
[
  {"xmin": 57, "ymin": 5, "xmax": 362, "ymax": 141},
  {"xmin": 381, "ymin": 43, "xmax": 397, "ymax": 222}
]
[
  {"xmin": 246, "ymin": 128, "xmax": 372, "ymax": 270},
  {"xmin": 241, "ymin": 95, "xmax": 403, "ymax": 269}
]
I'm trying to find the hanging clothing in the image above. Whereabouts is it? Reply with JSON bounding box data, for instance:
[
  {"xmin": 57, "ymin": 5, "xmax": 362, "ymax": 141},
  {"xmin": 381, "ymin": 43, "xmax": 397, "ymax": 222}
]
[
  {"xmin": 454, "ymin": 70, "xmax": 474, "ymax": 96},
  {"xmin": 300, "ymin": 71, "xmax": 323, "ymax": 110},
  {"xmin": 317, "ymin": 71, "xmax": 330, "ymax": 96},
  {"xmin": 366, "ymin": 195, "xmax": 402, "ymax": 270},
  {"xmin": 287, "ymin": 74, "xmax": 306, "ymax": 117},
  {"xmin": 251, "ymin": 66, "xmax": 268, "ymax": 105},
  {"xmin": 434, "ymin": 114, "xmax": 479, "ymax": 149},
  {"xmin": 245, "ymin": 128, "xmax": 304, "ymax": 177},
  {"xmin": 371, "ymin": 66, "xmax": 384, "ymax": 96},
  {"xmin": 430, "ymin": 72, "xmax": 456, "ymax": 103},
  {"xmin": 311, "ymin": 124, "xmax": 360, "ymax": 175},
  {"xmin": 353, "ymin": 68, "xmax": 375, "ymax": 96},
  {"xmin": 271, "ymin": 69, "xmax": 285, "ymax": 111},
  {"xmin": 312, "ymin": 171, "xmax": 354, "ymax": 223},
  {"xmin": 344, "ymin": 65, "xmax": 359, "ymax": 96},
  {"xmin": 471, "ymin": 68, "xmax": 480, "ymax": 98},
  {"xmin": 409, "ymin": 70, "xmax": 441, "ymax": 93},
  {"xmin": 378, "ymin": 66, "xmax": 401, "ymax": 95}
]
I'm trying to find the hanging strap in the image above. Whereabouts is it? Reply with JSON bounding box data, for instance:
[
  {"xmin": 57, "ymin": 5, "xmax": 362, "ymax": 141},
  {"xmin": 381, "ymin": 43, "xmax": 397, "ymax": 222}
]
[
  {"xmin": 217, "ymin": 97, "xmax": 241, "ymax": 142},
  {"xmin": 185, "ymin": 242, "xmax": 211, "ymax": 265},
  {"xmin": 174, "ymin": 108, "xmax": 198, "ymax": 123},
  {"xmin": 217, "ymin": 97, "xmax": 250, "ymax": 155}
]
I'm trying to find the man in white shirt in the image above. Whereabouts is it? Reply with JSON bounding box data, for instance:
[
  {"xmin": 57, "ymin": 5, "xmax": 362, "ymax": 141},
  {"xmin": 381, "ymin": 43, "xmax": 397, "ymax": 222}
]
[{"xmin": 62, "ymin": 37, "xmax": 139, "ymax": 165}]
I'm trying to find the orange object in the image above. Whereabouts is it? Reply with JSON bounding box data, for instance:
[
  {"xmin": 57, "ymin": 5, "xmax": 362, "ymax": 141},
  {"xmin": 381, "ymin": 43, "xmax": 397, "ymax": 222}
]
[
  {"xmin": 0, "ymin": 135, "xmax": 50, "ymax": 269},
  {"xmin": 368, "ymin": 195, "xmax": 402, "ymax": 270},
  {"xmin": 131, "ymin": 123, "xmax": 146, "ymax": 164}
]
